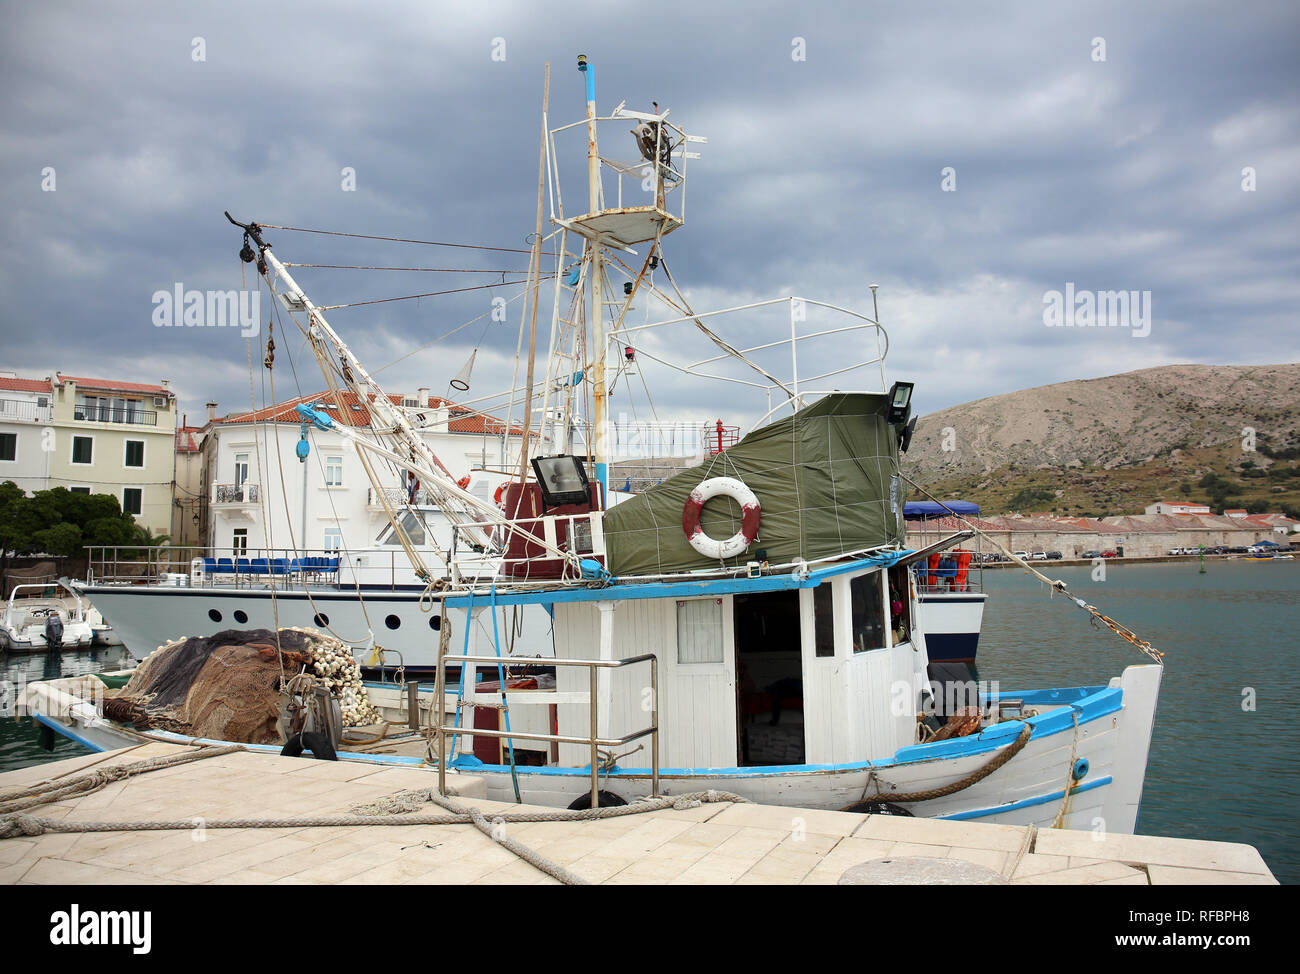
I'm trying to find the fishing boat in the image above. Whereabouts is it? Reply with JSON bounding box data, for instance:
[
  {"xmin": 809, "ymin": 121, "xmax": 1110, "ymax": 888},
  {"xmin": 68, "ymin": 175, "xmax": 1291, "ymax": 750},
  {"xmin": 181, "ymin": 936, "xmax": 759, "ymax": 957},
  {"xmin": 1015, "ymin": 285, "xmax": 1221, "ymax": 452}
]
[
  {"xmin": 29, "ymin": 57, "xmax": 1165, "ymax": 832},
  {"xmin": 0, "ymin": 583, "xmax": 95, "ymax": 652}
]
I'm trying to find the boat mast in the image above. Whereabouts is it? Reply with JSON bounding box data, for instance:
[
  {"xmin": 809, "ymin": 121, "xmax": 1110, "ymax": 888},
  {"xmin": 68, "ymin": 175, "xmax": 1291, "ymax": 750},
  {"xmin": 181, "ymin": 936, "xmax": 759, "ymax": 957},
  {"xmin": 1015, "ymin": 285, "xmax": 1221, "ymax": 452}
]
[{"xmin": 580, "ymin": 55, "xmax": 608, "ymax": 496}]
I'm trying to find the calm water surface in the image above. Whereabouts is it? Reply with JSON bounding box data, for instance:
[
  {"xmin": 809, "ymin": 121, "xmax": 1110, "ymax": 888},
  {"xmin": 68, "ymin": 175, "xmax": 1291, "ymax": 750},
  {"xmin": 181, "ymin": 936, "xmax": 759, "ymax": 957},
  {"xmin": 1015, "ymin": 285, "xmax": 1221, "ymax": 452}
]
[
  {"xmin": 979, "ymin": 558, "xmax": 1299, "ymax": 884},
  {"xmin": 2, "ymin": 561, "xmax": 1296, "ymax": 882}
]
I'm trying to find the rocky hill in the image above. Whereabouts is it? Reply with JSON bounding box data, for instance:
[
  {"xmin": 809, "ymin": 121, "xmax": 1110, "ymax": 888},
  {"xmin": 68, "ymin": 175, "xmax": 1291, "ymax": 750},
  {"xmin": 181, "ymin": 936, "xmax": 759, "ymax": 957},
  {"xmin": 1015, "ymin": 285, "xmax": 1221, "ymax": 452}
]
[{"xmin": 901, "ymin": 363, "xmax": 1300, "ymax": 517}]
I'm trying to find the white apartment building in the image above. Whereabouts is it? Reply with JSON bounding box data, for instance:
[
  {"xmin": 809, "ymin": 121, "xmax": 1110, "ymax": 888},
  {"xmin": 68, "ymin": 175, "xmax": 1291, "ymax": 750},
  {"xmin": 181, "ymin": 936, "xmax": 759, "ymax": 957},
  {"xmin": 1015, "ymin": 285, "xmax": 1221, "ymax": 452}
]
[
  {"xmin": 0, "ymin": 376, "xmax": 54, "ymax": 492},
  {"xmin": 204, "ymin": 389, "xmax": 544, "ymax": 574}
]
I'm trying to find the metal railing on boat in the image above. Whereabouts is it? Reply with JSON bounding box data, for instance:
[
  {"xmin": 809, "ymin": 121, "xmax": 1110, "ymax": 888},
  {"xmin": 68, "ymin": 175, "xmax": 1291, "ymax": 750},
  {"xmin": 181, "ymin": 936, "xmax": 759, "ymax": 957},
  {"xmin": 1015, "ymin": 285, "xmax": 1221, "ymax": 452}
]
[{"xmin": 434, "ymin": 653, "xmax": 659, "ymax": 810}]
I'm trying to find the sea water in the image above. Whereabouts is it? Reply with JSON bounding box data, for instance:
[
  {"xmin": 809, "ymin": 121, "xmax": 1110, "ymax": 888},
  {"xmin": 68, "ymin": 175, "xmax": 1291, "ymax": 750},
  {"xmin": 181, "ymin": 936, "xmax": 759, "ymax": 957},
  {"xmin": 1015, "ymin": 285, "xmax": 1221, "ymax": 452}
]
[{"xmin": 979, "ymin": 558, "xmax": 1299, "ymax": 884}]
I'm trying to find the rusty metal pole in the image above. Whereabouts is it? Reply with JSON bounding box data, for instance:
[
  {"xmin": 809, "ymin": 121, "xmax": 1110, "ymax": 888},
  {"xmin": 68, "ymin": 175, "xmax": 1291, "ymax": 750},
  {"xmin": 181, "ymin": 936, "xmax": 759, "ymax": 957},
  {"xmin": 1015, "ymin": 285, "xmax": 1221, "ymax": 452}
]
[{"xmin": 580, "ymin": 55, "xmax": 608, "ymax": 498}]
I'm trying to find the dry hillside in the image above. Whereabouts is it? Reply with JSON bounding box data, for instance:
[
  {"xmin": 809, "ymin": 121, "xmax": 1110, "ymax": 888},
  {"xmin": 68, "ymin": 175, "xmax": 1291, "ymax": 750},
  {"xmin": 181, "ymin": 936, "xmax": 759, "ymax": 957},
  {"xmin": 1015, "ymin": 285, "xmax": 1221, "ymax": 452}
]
[{"xmin": 901, "ymin": 363, "xmax": 1300, "ymax": 517}]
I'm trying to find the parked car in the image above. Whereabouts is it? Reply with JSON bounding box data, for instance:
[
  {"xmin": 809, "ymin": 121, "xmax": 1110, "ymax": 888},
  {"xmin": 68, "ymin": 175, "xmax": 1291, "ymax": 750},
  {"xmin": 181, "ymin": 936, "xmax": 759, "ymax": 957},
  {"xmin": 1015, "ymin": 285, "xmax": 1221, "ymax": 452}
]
[
  {"xmin": 1012, "ymin": 551, "xmax": 1030, "ymax": 560},
  {"xmin": 1046, "ymin": 551, "xmax": 1063, "ymax": 560},
  {"xmin": 1102, "ymin": 550, "xmax": 1119, "ymax": 558},
  {"xmin": 1081, "ymin": 550, "xmax": 1103, "ymax": 559}
]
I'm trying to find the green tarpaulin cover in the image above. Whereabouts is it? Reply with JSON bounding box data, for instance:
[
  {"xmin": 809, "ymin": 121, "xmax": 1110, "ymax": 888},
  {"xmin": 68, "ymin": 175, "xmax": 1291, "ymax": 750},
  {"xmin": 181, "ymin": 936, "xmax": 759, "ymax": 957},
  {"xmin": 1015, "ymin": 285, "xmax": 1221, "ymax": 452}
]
[{"xmin": 604, "ymin": 393, "xmax": 905, "ymax": 575}]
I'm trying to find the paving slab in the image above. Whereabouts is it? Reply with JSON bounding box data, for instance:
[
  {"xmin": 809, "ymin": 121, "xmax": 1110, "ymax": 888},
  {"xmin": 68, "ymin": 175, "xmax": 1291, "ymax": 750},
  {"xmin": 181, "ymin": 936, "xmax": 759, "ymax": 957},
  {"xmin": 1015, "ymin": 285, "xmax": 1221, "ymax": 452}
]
[{"xmin": 0, "ymin": 743, "xmax": 1277, "ymax": 886}]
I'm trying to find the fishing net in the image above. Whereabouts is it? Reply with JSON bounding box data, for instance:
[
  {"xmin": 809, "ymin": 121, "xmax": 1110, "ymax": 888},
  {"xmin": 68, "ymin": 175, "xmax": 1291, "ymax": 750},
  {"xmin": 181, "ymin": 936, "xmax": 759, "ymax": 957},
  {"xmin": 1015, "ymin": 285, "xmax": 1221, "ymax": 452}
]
[{"xmin": 110, "ymin": 628, "xmax": 325, "ymax": 744}]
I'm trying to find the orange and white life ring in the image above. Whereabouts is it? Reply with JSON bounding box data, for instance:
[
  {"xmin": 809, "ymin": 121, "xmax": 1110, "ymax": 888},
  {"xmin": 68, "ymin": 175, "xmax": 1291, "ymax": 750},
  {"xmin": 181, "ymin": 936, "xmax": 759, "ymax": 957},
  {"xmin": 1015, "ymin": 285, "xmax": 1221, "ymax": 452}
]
[
  {"xmin": 494, "ymin": 483, "xmax": 507, "ymax": 507},
  {"xmin": 457, "ymin": 476, "xmax": 470, "ymax": 490},
  {"xmin": 682, "ymin": 477, "xmax": 761, "ymax": 560}
]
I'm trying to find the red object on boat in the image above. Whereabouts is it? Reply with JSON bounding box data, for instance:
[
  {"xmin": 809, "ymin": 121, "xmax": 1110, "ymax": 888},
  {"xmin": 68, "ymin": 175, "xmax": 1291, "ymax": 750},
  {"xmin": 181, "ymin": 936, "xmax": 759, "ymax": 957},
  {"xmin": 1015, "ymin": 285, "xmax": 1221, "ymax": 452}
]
[
  {"xmin": 953, "ymin": 550, "xmax": 973, "ymax": 591},
  {"xmin": 501, "ymin": 480, "xmax": 605, "ymax": 579}
]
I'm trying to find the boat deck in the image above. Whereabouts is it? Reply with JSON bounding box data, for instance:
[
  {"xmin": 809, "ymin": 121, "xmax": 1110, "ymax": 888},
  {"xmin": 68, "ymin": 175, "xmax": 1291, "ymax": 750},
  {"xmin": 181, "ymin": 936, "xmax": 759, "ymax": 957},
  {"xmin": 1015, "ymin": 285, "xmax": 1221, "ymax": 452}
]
[{"xmin": 0, "ymin": 743, "xmax": 1276, "ymax": 885}]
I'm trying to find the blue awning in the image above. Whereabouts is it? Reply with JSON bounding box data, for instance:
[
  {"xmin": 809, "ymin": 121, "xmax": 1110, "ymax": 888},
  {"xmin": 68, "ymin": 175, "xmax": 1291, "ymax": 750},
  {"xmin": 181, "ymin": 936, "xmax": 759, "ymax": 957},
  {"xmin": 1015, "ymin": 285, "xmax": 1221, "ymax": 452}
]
[{"xmin": 904, "ymin": 500, "xmax": 980, "ymax": 518}]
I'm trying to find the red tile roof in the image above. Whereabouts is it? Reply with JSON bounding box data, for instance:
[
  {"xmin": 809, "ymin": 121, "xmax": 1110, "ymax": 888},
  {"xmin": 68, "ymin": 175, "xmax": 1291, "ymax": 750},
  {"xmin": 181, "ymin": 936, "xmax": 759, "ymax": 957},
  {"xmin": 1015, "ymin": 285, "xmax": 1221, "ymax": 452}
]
[
  {"xmin": 0, "ymin": 376, "xmax": 52, "ymax": 393},
  {"xmin": 175, "ymin": 427, "xmax": 203, "ymax": 453},
  {"xmin": 56, "ymin": 374, "xmax": 172, "ymax": 396},
  {"xmin": 220, "ymin": 391, "xmax": 531, "ymax": 437}
]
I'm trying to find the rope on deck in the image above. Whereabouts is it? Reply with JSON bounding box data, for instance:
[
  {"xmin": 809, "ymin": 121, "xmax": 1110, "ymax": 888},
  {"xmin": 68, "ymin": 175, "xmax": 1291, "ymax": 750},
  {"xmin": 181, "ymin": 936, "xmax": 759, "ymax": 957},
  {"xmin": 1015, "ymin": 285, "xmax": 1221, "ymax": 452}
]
[
  {"xmin": 0, "ymin": 786, "xmax": 749, "ymax": 885},
  {"xmin": 0, "ymin": 744, "xmax": 245, "ymax": 816}
]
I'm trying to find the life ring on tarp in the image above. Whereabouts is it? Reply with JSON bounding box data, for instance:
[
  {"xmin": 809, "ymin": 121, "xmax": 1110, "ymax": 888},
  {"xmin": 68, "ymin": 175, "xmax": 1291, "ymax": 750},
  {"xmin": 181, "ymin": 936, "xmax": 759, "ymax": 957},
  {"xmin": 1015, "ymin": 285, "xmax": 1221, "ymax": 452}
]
[
  {"xmin": 457, "ymin": 476, "xmax": 470, "ymax": 490},
  {"xmin": 494, "ymin": 483, "xmax": 506, "ymax": 507},
  {"xmin": 682, "ymin": 476, "xmax": 761, "ymax": 560}
]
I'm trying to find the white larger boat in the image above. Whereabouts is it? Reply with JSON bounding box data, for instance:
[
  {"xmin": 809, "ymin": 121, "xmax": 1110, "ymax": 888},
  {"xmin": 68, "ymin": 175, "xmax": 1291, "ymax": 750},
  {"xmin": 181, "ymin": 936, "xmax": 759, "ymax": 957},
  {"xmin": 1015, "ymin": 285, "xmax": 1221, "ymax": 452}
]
[{"xmin": 30, "ymin": 56, "xmax": 1164, "ymax": 831}]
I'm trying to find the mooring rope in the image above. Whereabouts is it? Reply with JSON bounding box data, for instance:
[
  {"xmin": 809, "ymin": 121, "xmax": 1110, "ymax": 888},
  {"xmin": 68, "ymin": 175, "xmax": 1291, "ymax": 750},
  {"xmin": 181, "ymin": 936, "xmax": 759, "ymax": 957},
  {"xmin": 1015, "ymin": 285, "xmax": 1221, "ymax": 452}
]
[
  {"xmin": 0, "ymin": 782, "xmax": 749, "ymax": 888},
  {"xmin": 842, "ymin": 722, "xmax": 1033, "ymax": 809},
  {"xmin": 0, "ymin": 744, "xmax": 244, "ymax": 816}
]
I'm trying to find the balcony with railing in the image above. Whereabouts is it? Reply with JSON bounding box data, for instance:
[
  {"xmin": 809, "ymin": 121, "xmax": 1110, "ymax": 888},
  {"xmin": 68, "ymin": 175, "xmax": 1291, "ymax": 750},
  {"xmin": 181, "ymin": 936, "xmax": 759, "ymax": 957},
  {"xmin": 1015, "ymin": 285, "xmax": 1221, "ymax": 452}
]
[
  {"xmin": 213, "ymin": 483, "xmax": 260, "ymax": 504},
  {"xmin": 73, "ymin": 404, "xmax": 158, "ymax": 426},
  {"xmin": 0, "ymin": 399, "xmax": 53, "ymax": 423}
]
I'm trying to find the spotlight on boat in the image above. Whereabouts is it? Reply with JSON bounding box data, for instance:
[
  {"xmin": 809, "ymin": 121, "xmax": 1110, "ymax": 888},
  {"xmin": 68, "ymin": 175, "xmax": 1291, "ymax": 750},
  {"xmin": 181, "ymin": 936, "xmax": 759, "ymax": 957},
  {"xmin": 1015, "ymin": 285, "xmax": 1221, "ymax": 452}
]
[
  {"xmin": 532, "ymin": 455, "xmax": 592, "ymax": 507},
  {"xmin": 887, "ymin": 380, "xmax": 914, "ymax": 425}
]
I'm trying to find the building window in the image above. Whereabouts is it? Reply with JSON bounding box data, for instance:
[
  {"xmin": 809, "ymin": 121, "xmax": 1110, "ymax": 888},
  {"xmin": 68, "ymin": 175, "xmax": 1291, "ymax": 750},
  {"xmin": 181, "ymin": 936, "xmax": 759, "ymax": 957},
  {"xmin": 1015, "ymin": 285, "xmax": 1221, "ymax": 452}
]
[
  {"xmin": 71, "ymin": 436, "xmax": 93, "ymax": 465},
  {"xmin": 324, "ymin": 528, "xmax": 343, "ymax": 551},
  {"xmin": 325, "ymin": 456, "xmax": 343, "ymax": 486},
  {"xmin": 850, "ymin": 573, "xmax": 886, "ymax": 653},
  {"xmin": 124, "ymin": 440, "xmax": 144, "ymax": 468},
  {"xmin": 232, "ymin": 528, "xmax": 248, "ymax": 556},
  {"xmin": 234, "ymin": 453, "xmax": 249, "ymax": 486},
  {"xmin": 677, "ymin": 598, "xmax": 724, "ymax": 664},
  {"xmin": 70, "ymin": 486, "xmax": 90, "ymax": 495},
  {"xmin": 122, "ymin": 488, "xmax": 142, "ymax": 516},
  {"xmin": 813, "ymin": 584, "xmax": 835, "ymax": 657},
  {"xmin": 0, "ymin": 433, "xmax": 15, "ymax": 462}
]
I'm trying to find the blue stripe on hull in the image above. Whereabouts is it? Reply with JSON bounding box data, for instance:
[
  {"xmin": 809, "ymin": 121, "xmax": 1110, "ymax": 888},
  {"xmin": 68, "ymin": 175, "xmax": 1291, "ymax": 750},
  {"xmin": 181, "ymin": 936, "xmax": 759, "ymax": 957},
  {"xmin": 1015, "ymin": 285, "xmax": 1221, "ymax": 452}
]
[{"xmin": 936, "ymin": 775, "xmax": 1111, "ymax": 820}]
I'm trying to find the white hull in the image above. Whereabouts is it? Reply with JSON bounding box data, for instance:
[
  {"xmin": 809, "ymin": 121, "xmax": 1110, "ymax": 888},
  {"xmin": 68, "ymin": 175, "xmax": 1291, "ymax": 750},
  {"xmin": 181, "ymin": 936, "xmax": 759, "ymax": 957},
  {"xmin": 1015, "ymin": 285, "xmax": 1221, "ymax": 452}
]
[
  {"xmin": 23, "ymin": 663, "xmax": 1162, "ymax": 833},
  {"xmin": 74, "ymin": 584, "xmax": 555, "ymax": 668},
  {"xmin": 454, "ymin": 664, "xmax": 1161, "ymax": 831},
  {"xmin": 0, "ymin": 625, "xmax": 95, "ymax": 652}
]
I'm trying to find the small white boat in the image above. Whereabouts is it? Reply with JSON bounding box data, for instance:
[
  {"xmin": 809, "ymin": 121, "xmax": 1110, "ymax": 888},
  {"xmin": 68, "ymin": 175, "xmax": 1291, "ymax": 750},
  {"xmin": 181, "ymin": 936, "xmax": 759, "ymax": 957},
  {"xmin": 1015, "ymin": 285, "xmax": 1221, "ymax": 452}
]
[
  {"xmin": 1, "ymin": 584, "xmax": 95, "ymax": 652},
  {"xmin": 83, "ymin": 603, "xmax": 124, "ymax": 647}
]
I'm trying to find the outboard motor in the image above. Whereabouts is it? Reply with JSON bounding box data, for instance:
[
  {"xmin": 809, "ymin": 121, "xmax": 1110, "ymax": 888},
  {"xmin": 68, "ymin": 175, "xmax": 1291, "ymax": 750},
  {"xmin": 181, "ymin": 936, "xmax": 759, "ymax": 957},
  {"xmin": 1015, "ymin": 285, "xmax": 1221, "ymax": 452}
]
[{"xmin": 43, "ymin": 613, "xmax": 64, "ymax": 651}]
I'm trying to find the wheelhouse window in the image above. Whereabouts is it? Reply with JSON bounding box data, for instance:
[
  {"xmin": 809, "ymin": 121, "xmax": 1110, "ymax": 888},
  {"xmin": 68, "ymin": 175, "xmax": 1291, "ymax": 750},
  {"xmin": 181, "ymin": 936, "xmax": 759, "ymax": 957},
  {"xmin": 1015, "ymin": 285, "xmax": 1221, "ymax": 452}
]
[
  {"xmin": 813, "ymin": 584, "xmax": 835, "ymax": 657},
  {"xmin": 677, "ymin": 598, "xmax": 724, "ymax": 664},
  {"xmin": 122, "ymin": 487, "xmax": 142, "ymax": 516},
  {"xmin": 849, "ymin": 573, "xmax": 886, "ymax": 653},
  {"xmin": 887, "ymin": 564, "xmax": 911, "ymax": 644},
  {"xmin": 0, "ymin": 432, "xmax": 15, "ymax": 462},
  {"xmin": 124, "ymin": 440, "xmax": 144, "ymax": 468},
  {"xmin": 71, "ymin": 436, "xmax": 93, "ymax": 464},
  {"xmin": 325, "ymin": 455, "xmax": 343, "ymax": 486}
]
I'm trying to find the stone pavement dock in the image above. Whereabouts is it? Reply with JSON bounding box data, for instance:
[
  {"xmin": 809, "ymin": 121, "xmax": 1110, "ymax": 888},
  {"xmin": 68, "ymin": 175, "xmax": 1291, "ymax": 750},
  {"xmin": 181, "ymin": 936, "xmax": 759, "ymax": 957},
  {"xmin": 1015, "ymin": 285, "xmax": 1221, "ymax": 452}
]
[{"xmin": 0, "ymin": 743, "xmax": 1277, "ymax": 885}]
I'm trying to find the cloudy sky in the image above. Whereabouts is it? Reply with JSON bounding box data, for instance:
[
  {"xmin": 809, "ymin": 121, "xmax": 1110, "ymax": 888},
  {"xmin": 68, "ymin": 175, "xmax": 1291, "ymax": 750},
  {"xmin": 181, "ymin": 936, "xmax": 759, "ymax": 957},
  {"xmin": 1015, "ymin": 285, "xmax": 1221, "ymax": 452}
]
[{"xmin": 1, "ymin": 0, "xmax": 1297, "ymax": 442}]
